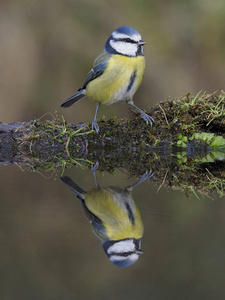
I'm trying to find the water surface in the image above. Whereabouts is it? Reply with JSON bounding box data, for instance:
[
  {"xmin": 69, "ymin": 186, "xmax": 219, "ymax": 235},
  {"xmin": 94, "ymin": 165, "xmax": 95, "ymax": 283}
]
[{"xmin": 0, "ymin": 165, "xmax": 225, "ymax": 299}]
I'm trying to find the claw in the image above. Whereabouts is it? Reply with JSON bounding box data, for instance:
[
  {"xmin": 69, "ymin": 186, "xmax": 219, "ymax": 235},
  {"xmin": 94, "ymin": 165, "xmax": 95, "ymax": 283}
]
[
  {"xmin": 139, "ymin": 169, "xmax": 154, "ymax": 183},
  {"xmin": 125, "ymin": 169, "xmax": 154, "ymax": 192},
  {"xmin": 140, "ymin": 111, "xmax": 154, "ymax": 126},
  {"xmin": 91, "ymin": 161, "xmax": 99, "ymax": 172},
  {"xmin": 91, "ymin": 120, "xmax": 99, "ymax": 133},
  {"xmin": 129, "ymin": 103, "xmax": 154, "ymax": 126}
]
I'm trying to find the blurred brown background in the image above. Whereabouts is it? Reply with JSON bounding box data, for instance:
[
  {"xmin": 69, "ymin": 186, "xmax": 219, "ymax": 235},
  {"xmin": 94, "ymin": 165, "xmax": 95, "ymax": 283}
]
[
  {"xmin": 1, "ymin": 2, "xmax": 225, "ymax": 298},
  {"xmin": 0, "ymin": 0, "xmax": 225, "ymax": 124},
  {"xmin": 1, "ymin": 166, "xmax": 225, "ymax": 300}
]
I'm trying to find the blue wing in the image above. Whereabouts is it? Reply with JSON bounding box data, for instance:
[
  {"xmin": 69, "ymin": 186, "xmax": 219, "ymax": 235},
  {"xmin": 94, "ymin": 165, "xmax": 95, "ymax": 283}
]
[
  {"xmin": 80, "ymin": 61, "xmax": 108, "ymax": 89},
  {"xmin": 61, "ymin": 59, "xmax": 109, "ymax": 108},
  {"xmin": 80, "ymin": 198, "xmax": 108, "ymax": 240},
  {"xmin": 60, "ymin": 176, "xmax": 107, "ymax": 238}
]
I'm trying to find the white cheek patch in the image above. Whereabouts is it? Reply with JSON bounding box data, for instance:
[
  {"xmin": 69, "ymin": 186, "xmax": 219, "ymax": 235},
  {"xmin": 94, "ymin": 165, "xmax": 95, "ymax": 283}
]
[
  {"xmin": 110, "ymin": 40, "xmax": 137, "ymax": 56},
  {"xmin": 107, "ymin": 240, "xmax": 135, "ymax": 254}
]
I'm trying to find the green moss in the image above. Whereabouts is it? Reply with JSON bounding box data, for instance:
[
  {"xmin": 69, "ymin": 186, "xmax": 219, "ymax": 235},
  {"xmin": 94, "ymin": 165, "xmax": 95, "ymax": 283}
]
[
  {"xmin": 176, "ymin": 134, "xmax": 188, "ymax": 148},
  {"xmin": 190, "ymin": 132, "xmax": 225, "ymax": 148}
]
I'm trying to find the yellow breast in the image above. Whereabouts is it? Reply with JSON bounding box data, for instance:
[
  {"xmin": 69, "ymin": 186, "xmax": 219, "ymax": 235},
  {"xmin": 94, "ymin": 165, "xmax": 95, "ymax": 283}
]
[
  {"xmin": 85, "ymin": 55, "xmax": 146, "ymax": 105},
  {"xmin": 85, "ymin": 188, "xmax": 144, "ymax": 241}
]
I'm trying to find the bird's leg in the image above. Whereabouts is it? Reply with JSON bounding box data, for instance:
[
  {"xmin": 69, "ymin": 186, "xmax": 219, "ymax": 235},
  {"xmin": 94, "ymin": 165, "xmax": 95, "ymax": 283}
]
[
  {"xmin": 91, "ymin": 161, "xmax": 100, "ymax": 188},
  {"xmin": 125, "ymin": 170, "xmax": 153, "ymax": 192},
  {"xmin": 128, "ymin": 101, "xmax": 154, "ymax": 126},
  {"xmin": 92, "ymin": 103, "xmax": 100, "ymax": 133}
]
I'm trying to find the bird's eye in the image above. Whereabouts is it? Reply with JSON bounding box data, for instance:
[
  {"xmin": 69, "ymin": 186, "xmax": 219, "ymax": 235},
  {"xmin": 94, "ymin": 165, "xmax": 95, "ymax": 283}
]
[{"xmin": 125, "ymin": 38, "xmax": 131, "ymax": 43}]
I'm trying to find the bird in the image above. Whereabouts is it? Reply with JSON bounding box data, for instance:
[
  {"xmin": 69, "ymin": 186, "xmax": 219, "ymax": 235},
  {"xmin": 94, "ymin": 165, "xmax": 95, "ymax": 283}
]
[
  {"xmin": 60, "ymin": 25, "xmax": 154, "ymax": 133},
  {"xmin": 60, "ymin": 168, "xmax": 153, "ymax": 267}
]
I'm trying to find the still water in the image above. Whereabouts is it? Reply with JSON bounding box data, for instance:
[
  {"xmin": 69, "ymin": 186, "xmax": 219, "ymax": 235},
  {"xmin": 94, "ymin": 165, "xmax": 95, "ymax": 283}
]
[{"xmin": 0, "ymin": 164, "xmax": 225, "ymax": 300}]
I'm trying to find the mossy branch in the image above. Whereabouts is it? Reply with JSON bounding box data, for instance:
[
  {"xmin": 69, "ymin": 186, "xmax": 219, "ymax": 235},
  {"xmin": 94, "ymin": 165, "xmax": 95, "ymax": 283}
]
[
  {"xmin": 1, "ymin": 91, "xmax": 225, "ymax": 152},
  {"xmin": 1, "ymin": 91, "xmax": 225, "ymax": 198}
]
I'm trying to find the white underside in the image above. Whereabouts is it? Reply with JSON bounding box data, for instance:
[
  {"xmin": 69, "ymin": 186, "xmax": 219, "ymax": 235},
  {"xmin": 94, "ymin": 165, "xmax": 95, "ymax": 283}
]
[{"xmin": 106, "ymin": 79, "xmax": 137, "ymax": 105}]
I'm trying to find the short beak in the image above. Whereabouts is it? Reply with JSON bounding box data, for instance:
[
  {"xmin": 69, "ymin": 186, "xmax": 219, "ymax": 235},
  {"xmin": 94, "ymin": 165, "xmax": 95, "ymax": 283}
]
[
  {"xmin": 138, "ymin": 40, "xmax": 146, "ymax": 46},
  {"xmin": 136, "ymin": 250, "xmax": 143, "ymax": 255}
]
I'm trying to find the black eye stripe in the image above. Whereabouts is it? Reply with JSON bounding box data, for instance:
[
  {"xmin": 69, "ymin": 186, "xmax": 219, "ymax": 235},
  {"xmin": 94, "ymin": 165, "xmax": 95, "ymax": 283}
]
[
  {"xmin": 113, "ymin": 38, "xmax": 138, "ymax": 44},
  {"xmin": 109, "ymin": 251, "xmax": 135, "ymax": 257},
  {"xmin": 125, "ymin": 38, "xmax": 137, "ymax": 44}
]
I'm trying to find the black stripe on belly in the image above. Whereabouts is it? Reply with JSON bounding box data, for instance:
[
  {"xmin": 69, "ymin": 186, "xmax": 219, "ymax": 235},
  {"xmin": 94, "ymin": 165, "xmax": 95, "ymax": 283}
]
[
  {"xmin": 127, "ymin": 70, "xmax": 137, "ymax": 92},
  {"xmin": 125, "ymin": 202, "xmax": 135, "ymax": 225}
]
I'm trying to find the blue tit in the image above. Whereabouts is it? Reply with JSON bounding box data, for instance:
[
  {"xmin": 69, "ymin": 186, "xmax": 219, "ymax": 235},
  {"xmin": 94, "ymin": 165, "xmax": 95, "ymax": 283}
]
[
  {"xmin": 61, "ymin": 26, "xmax": 154, "ymax": 133},
  {"xmin": 60, "ymin": 170, "xmax": 153, "ymax": 267}
]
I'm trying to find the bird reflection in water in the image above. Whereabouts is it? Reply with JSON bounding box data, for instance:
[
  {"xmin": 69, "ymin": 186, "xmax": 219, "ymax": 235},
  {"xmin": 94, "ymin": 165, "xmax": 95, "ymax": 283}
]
[{"xmin": 60, "ymin": 164, "xmax": 153, "ymax": 267}]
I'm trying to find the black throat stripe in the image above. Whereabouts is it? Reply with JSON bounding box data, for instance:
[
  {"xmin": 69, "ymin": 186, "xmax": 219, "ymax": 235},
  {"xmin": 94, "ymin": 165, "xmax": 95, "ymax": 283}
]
[
  {"xmin": 125, "ymin": 202, "xmax": 135, "ymax": 225},
  {"xmin": 127, "ymin": 70, "xmax": 137, "ymax": 92}
]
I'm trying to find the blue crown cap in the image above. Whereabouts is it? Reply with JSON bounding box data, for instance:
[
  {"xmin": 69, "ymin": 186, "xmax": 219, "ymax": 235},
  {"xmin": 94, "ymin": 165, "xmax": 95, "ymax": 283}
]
[{"xmin": 114, "ymin": 26, "xmax": 140, "ymax": 36}]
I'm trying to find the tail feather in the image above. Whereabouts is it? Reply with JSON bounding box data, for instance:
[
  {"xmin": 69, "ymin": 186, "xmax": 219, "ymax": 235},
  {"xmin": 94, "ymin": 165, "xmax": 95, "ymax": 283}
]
[
  {"xmin": 61, "ymin": 89, "xmax": 85, "ymax": 108},
  {"xmin": 60, "ymin": 176, "xmax": 86, "ymax": 199}
]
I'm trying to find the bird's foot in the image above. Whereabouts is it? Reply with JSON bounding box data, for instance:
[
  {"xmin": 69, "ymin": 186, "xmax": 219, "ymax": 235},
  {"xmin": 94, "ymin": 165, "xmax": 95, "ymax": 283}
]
[
  {"xmin": 91, "ymin": 161, "xmax": 99, "ymax": 188},
  {"xmin": 129, "ymin": 103, "xmax": 154, "ymax": 126},
  {"xmin": 140, "ymin": 111, "xmax": 154, "ymax": 126},
  {"xmin": 125, "ymin": 169, "xmax": 154, "ymax": 192},
  {"xmin": 139, "ymin": 169, "xmax": 154, "ymax": 183},
  {"xmin": 91, "ymin": 161, "xmax": 99, "ymax": 172},
  {"xmin": 91, "ymin": 120, "xmax": 99, "ymax": 133}
]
